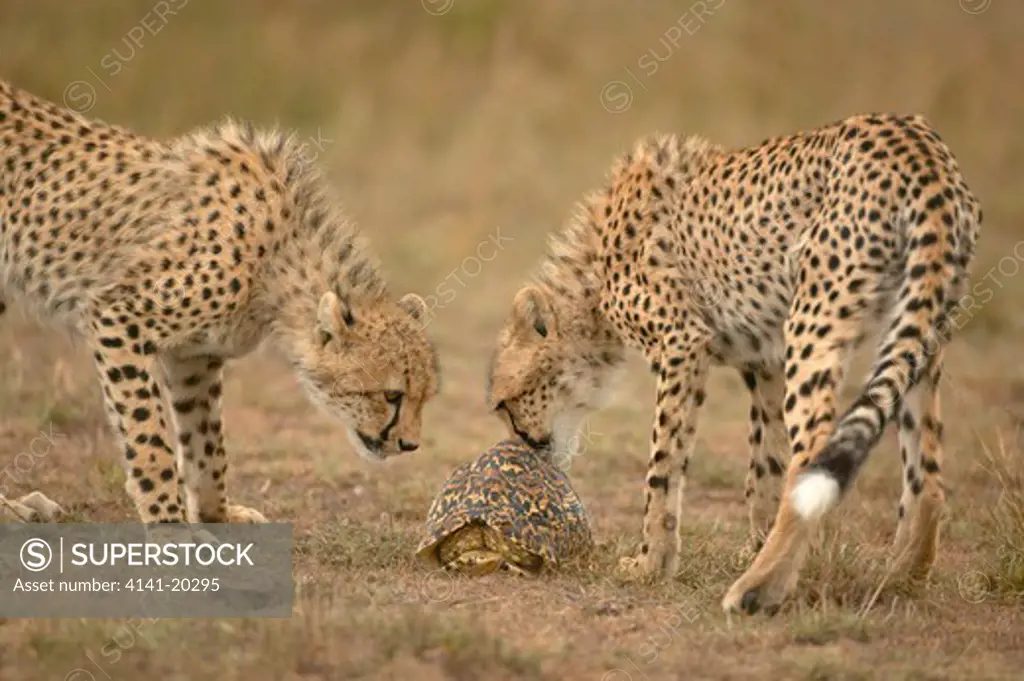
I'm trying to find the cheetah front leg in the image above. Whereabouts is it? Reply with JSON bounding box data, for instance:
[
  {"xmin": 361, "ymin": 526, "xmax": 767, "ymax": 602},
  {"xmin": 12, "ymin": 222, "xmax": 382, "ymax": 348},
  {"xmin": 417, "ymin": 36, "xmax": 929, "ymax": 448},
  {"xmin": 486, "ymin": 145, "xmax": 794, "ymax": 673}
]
[
  {"xmin": 92, "ymin": 336, "xmax": 185, "ymax": 523},
  {"xmin": 620, "ymin": 327, "xmax": 712, "ymax": 581},
  {"xmin": 741, "ymin": 367, "xmax": 791, "ymax": 551},
  {"xmin": 161, "ymin": 354, "xmax": 266, "ymax": 524}
]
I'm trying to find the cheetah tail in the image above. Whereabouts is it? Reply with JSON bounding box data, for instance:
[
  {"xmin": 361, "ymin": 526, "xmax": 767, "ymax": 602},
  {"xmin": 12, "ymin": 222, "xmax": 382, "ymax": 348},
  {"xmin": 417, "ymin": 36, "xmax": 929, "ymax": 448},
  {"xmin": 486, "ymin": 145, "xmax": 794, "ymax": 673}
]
[{"xmin": 791, "ymin": 196, "xmax": 969, "ymax": 522}]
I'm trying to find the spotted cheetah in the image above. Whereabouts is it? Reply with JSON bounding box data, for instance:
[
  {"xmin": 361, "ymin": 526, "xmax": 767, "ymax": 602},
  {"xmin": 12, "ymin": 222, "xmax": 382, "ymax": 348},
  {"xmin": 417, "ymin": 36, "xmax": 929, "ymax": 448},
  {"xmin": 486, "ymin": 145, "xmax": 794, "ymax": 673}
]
[
  {"xmin": 0, "ymin": 79, "xmax": 440, "ymax": 525},
  {"xmin": 486, "ymin": 114, "xmax": 981, "ymax": 615}
]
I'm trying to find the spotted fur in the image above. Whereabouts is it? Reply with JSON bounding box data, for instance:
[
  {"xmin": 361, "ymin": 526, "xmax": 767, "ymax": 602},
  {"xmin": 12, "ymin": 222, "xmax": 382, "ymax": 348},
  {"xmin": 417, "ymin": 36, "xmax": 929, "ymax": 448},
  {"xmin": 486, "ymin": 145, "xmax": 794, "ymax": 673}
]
[
  {"xmin": 486, "ymin": 114, "xmax": 981, "ymax": 614},
  {"xmin": 0, "ymin": 79, "xmax": 440, "ymax": 524}
]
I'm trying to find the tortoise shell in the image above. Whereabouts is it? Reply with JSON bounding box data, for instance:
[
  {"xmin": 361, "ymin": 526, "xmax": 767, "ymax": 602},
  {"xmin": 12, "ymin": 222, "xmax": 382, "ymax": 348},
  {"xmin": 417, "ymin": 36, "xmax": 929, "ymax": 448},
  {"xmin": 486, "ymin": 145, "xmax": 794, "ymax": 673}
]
[{"xmin": 415, "ymin": 439, "xmax": 594, "ymax": 570}]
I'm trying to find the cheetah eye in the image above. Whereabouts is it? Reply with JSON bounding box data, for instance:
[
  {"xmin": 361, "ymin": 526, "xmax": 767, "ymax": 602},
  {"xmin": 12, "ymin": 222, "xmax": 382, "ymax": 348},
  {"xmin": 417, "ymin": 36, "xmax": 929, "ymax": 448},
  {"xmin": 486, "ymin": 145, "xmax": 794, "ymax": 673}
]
[
  {"xmin": 533, "ymin": 321, "xmax": 548, "ymax": 338},
  {"xmin": 383, "ymin": 390, "xmax": 404, "ymax": 404}
]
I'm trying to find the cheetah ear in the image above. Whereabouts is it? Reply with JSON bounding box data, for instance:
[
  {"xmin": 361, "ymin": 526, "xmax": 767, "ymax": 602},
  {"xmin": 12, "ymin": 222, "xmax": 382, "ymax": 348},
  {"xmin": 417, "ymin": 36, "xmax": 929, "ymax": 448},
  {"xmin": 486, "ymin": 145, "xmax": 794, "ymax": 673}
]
[
  {"xmin": 398, "ymin": 293, "xmax": 428, "ymax": 325},
  {"xmin": 316, "ymin": 291, "xmax": 354, "ymax": 346},
  {"xmin": 512, "ymin": 285, "xmax": 556, "ymax": 339}
]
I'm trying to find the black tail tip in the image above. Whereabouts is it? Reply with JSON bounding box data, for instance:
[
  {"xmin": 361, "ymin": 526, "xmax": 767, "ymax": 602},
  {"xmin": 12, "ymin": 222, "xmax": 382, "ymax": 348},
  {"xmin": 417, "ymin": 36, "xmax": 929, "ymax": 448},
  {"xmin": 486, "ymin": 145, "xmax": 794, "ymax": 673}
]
[{"xmin": 805, "ymin": 432, "xmax": 871, "ymax": 494}]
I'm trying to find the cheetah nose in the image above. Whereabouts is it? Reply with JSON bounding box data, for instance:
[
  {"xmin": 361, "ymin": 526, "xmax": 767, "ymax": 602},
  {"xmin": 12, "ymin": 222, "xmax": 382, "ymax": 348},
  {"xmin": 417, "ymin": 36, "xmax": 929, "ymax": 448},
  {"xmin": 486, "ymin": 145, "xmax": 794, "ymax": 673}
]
[
  {"xmin": 494, "ymin": 400, "xmax": 507, "ymax": 412},
  {"xmin": 399, "ymin": 440, "xmax": 419, "ymax": 452}
]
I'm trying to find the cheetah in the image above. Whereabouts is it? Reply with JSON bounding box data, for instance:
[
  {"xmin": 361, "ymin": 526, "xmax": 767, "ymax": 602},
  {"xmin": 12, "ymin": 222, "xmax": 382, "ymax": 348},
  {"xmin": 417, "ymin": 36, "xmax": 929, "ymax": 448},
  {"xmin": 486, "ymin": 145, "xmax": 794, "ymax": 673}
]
[
  {"xmin": 0, "ymin": 79, "xmax": 440, "ymax": 526},
  {"xmin": 485, "ymin": 113, "xmax": 981, "ymax": 616}
]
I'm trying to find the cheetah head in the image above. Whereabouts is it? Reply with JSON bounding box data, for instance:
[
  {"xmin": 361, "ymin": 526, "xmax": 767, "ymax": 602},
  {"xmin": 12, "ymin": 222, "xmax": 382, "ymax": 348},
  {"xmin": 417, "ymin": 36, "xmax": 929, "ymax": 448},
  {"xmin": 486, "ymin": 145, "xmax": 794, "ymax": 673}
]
[
  {"xmin": 486, "ymin": 284, "xmax": 624, "ymax": 459},
  {"xmin": 295, "ymin": 291, "xmax": 440, "ymax": 462}
]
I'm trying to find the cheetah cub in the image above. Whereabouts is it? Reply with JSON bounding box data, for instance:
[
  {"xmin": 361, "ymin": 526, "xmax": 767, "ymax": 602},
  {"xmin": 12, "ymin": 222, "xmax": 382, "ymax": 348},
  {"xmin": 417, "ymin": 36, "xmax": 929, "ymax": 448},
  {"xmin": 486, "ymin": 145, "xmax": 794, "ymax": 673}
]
[
  {"xmin": 487, "ymin": 114, "xmax": 980, "ymax": 615},
  {"xmin": 0, "ymin": 79, "xmax": 440, "ymax": 526}
]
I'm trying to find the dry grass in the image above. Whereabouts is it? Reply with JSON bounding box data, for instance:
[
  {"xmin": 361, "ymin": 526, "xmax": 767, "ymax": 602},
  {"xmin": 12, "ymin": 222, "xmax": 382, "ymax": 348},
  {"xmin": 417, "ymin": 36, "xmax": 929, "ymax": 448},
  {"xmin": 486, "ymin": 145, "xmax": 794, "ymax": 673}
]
[
  {"xmin": 976, "ymin": 438, "xmax": 1024, "ymax": 598},
  {"xmin": 2, "ymin": 0, "xmax": 1024, "ymax": 679}
]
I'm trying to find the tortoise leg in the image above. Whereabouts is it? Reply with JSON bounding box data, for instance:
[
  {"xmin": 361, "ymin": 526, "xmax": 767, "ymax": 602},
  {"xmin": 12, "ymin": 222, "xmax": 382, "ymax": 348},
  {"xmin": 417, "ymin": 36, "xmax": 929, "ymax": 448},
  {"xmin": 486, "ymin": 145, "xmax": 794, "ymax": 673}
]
[
  {"xmin": 500, "ymin": 555, "xmax": 544, "ymax": 577},
  {"xmin": 451, "ymin": 550, "xmax": 504, "ymax": 576},
  {"xmin": 486, "ymin": 526, "xmax": 545, "ymax": 576}
]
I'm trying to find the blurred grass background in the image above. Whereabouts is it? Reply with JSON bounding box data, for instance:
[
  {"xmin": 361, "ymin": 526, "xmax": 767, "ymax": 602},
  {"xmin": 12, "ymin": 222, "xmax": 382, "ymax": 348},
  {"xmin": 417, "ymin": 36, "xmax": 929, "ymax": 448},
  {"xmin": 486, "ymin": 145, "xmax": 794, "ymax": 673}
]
[
  {"xmin": 7, "ymin": 0, "xmax": 1019, "ymax": 340},
  {"xmin": 3, "ymin": 0, "xmax": 1021, "ymax": 300}
]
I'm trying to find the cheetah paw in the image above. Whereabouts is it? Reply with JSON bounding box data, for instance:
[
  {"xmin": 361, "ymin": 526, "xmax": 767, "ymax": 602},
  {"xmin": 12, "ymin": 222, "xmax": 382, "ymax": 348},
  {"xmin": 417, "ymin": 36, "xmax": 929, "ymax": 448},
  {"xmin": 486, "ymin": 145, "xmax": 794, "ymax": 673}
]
[
  {"xmin": 617, "ymin": 552, "xmax": 671, "ymax": 582},
  {"xmin": 721, "ymin": 564, "xmax": 797, "ymax": 617},
  {"xmin": 225, "ymin": 504, "xmax": 268, "ymax": 524},
  {"xmin": 0, "ymin": 491, "xmax": 65, "ymax": 522},
  {"xmin": 18, "ymin": 491, "xmax": 66, "ymax": 521}
]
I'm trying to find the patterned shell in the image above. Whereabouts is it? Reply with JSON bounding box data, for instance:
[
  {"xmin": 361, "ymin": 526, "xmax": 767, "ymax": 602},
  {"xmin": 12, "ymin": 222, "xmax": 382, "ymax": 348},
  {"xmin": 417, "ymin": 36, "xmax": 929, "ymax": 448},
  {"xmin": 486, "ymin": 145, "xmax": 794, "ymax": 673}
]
[{"xmin": 417, "ymin": 439, "xmax": 594, "ymax": 565}]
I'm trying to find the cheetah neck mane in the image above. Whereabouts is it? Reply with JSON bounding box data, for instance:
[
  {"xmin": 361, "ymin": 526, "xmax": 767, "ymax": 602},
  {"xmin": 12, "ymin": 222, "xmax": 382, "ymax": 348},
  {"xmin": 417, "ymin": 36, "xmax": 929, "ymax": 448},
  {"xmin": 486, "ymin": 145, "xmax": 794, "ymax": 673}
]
[
  {"xmin": 178, "ymin": 117, "xmax": 388, "ymax": 293},
  {"xmin": 531, "ymin": 132, "xmax": 721, "ymax": 330},
  {"xmin": 172, "ymin": 118, "xmax": 392, "ymax": 338},
  {"xmin": 532, "ymin": 193, "xmax": 604, "ymax": 311}
]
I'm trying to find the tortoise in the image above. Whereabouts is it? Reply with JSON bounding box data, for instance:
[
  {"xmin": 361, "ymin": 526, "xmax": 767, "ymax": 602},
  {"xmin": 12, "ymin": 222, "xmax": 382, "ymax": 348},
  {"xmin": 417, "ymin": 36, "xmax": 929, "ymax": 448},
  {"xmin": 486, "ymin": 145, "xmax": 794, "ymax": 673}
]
[{"xmin": 415, "ymin": 438, "xmax": 594, "ymax": 576}]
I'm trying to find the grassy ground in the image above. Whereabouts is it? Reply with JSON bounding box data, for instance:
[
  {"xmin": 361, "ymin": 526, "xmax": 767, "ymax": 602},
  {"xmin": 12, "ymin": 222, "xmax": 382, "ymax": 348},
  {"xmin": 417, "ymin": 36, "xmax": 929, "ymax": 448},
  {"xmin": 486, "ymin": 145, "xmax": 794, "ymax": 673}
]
[{"xmin": 2, "ymin": 1, "xmax": 1024, "ymax": 679}]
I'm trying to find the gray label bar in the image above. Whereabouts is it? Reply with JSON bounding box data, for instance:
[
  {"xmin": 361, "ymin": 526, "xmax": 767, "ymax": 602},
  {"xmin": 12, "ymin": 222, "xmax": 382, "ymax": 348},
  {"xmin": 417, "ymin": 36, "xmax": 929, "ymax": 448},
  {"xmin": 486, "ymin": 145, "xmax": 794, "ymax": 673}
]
[{"xmin": 0, "ymin": 523, "xmax": 293, "ymax": 618}]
